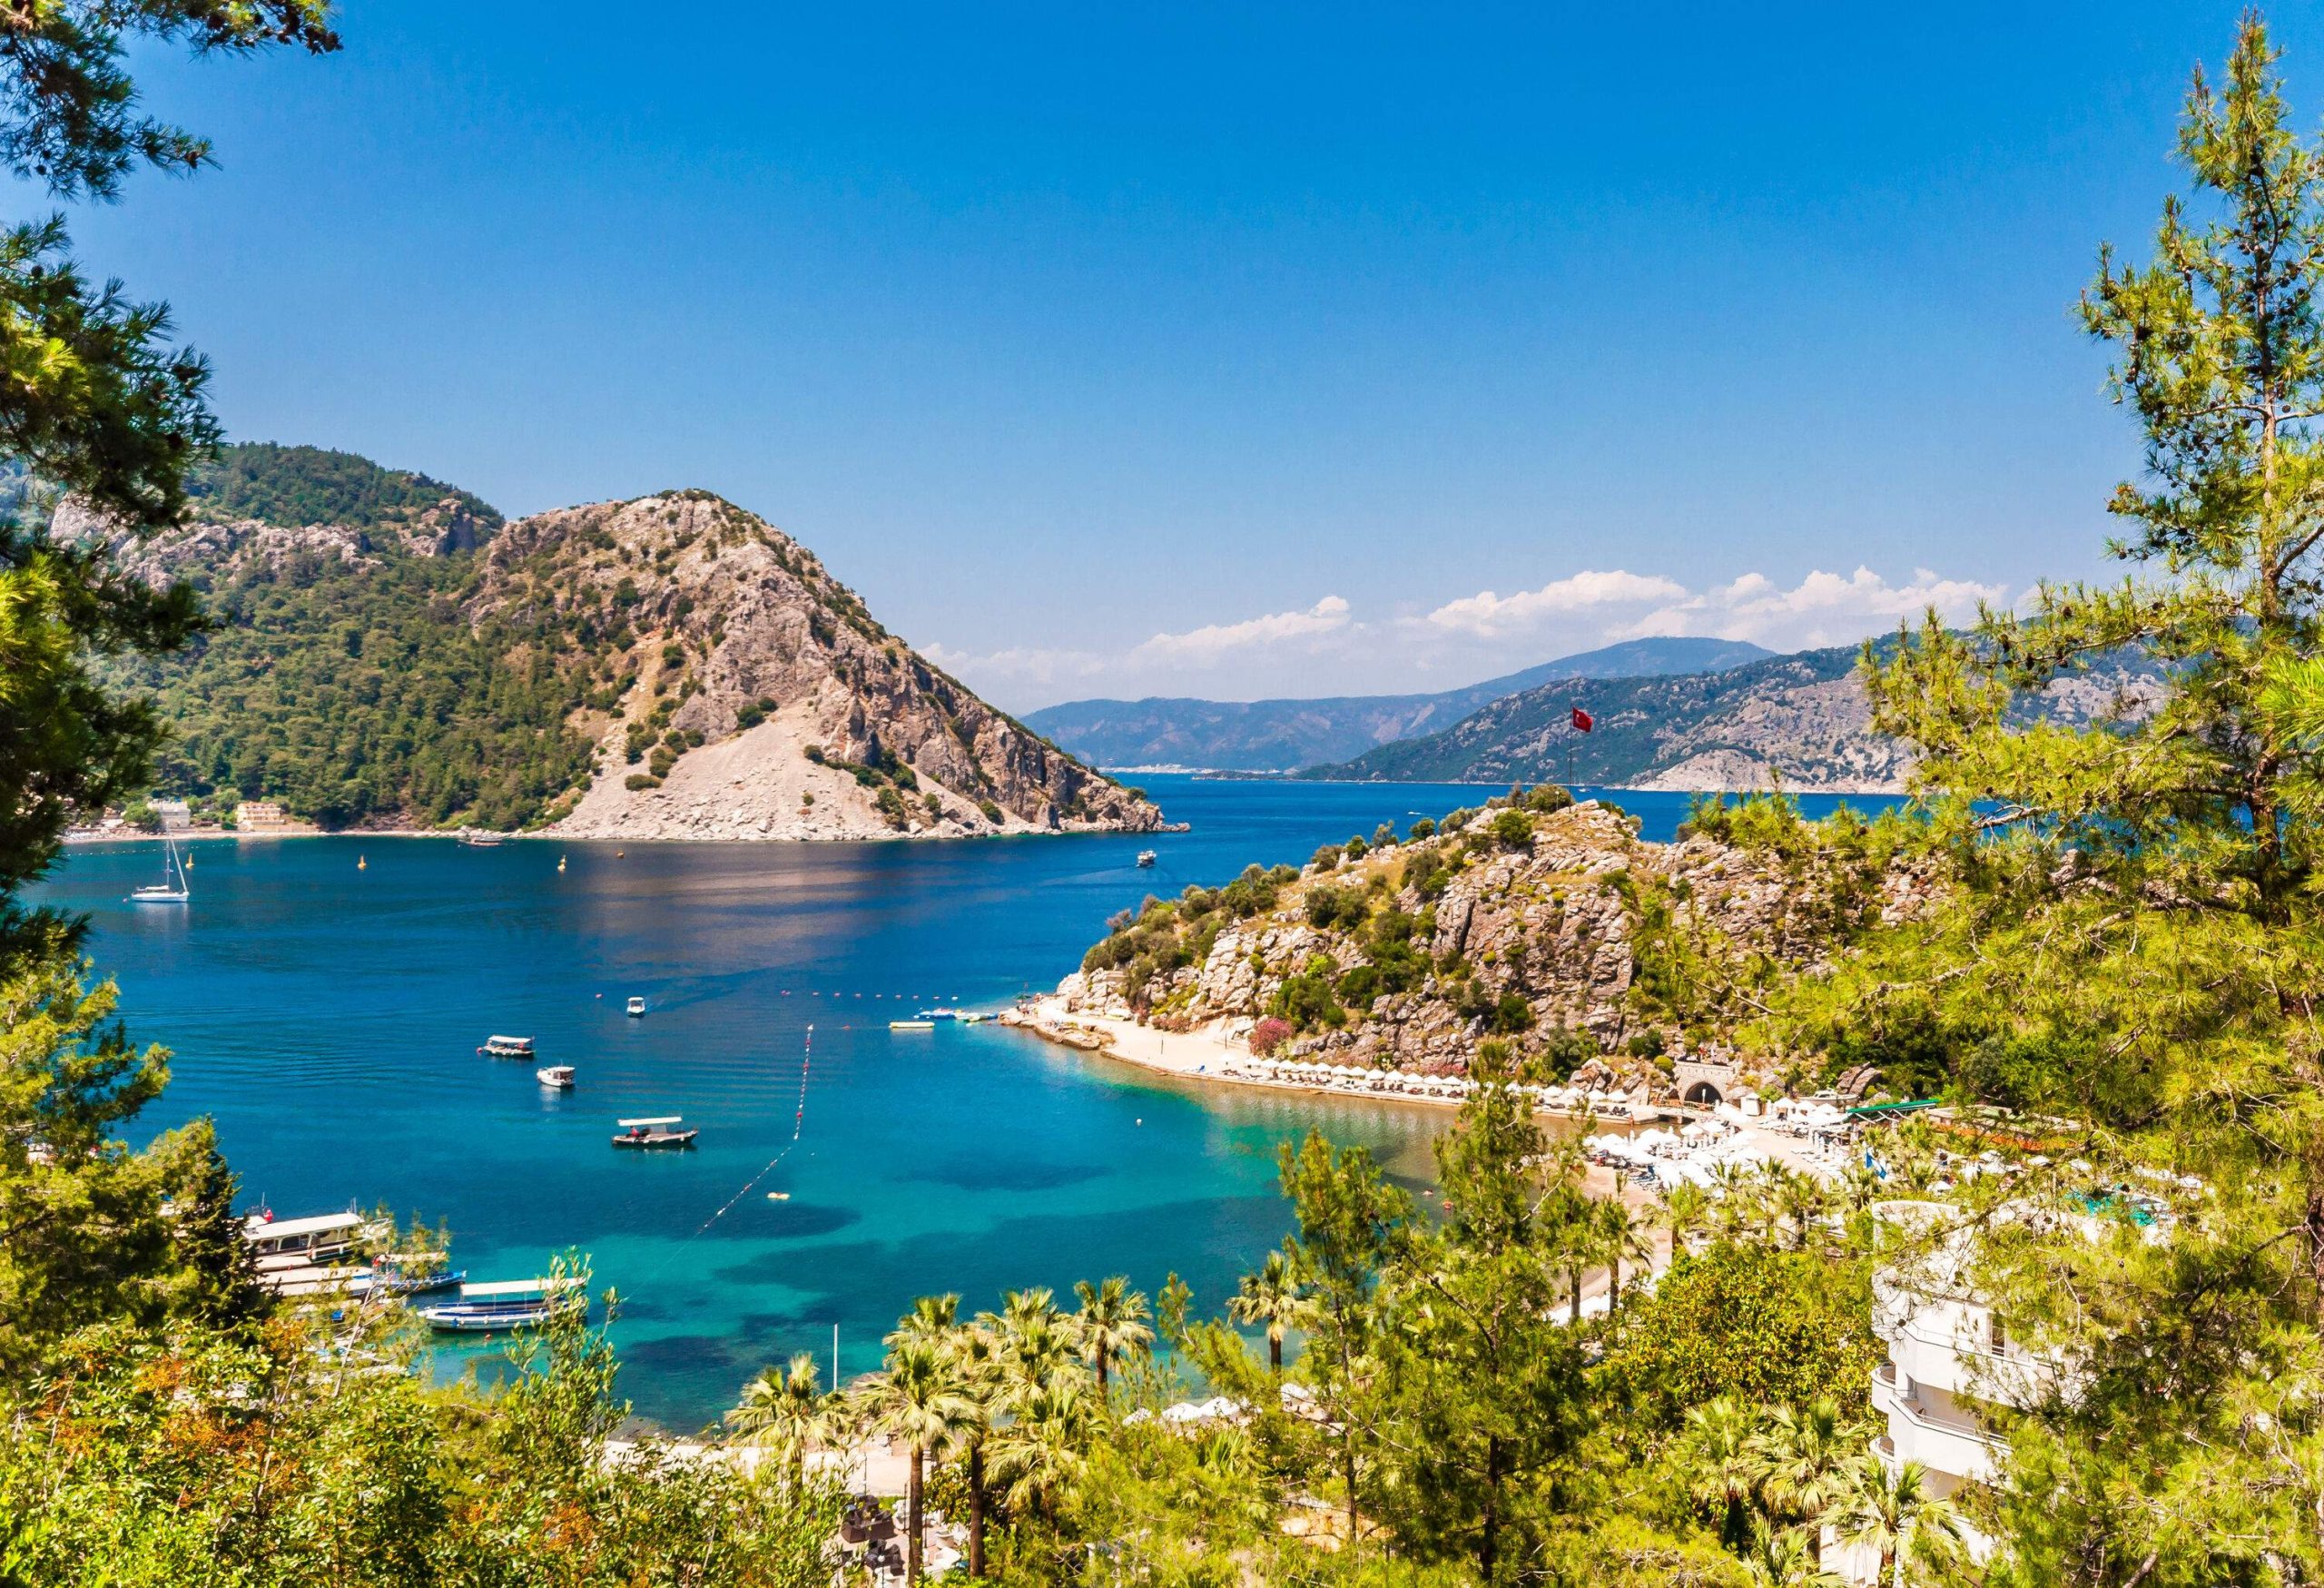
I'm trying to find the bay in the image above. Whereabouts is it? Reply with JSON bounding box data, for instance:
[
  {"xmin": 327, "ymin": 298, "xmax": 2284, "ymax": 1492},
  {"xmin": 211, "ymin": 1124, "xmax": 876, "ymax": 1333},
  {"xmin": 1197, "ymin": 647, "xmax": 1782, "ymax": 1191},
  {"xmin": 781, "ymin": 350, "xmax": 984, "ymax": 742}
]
[{"xmin": 39, "ymin": 777, "xmax": 1901, "ymax": 1428}]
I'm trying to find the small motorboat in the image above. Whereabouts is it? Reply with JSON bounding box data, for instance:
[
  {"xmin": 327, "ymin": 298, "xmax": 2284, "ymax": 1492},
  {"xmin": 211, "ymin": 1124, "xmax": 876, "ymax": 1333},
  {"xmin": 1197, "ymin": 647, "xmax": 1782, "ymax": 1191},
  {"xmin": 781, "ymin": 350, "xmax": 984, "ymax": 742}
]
[
  {"xmin": 890, "ymin": 1020, "xmax": 935, "ymax": 1031},
  {"xmin": 625, "ymin": 996, "xmax": 647, "ymax": 1018},
  {"xmin": 478, "ymin": 1035, "xmax": 535, "ymax": 1060},
  {"xmin": 612, "ymin": 1115, "xmax": 697, "ymax": 1149},
  {"xmin": 765, "ymin": 1191, "xmax": 791, "ymax": 1201},
  {"xmin": 537, "ymin": 1065, "xmax": 576, "ymax": 1090},
  {"xmin": 959, "ymin": 1012, "xmax": 991, "ymax": 1025},
  {"xmin": 459, "ymin": 831, "xmax": 504, "ymax": 847},
  {"xmin": 418, "ymin": 1277, "xmax": 584, "ymax": 1333},
  {"xmin": 354, "ymin": 1256, "xmax": 466, "ymax": 1297},
  {"xmin": 916, "ymin": 1007, "xmax": 960, "ymax": 1021},
  {"xmin": 1136, "ymin": 849, "xmax": 1157, "ymax": 868}
]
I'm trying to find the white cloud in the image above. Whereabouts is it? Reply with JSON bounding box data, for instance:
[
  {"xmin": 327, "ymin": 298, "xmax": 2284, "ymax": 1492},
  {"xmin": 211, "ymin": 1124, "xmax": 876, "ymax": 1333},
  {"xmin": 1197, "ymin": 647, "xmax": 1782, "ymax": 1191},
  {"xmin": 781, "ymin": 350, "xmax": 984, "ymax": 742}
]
[
  {"xmin": 1129, "ymin": 595, "xmax": 1354, "ymax": 666},
  {"xmin": 1423, "ymin": 571, "xmax": 1688, "ymax": 638},
  {"xmin": 920, "ymin": 641, "xmax": 1106, "ymax": 687},
  {"xmin": 924, "ymin": 564, "xmax": 2010, "ymax": 709},
  {"xmin": 1617, "ymin": 566, "xmax": 2006, "ymax": 648}
]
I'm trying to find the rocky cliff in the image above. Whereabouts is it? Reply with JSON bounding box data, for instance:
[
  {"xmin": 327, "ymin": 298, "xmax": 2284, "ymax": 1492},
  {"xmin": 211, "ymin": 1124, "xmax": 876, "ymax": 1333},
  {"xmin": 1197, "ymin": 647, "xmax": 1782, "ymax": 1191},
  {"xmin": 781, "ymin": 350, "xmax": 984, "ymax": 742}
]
[
  {"xmin": 487, "ymin": 491, "xmax": 1165, "ymax": 841},
  {"xmin": 95, "ymin": 444, "xmax": 1167, "ymax": 839},
  {"xmin": 1063, "ymin": 791, "xmax": 1932, "ymax": 1083}
]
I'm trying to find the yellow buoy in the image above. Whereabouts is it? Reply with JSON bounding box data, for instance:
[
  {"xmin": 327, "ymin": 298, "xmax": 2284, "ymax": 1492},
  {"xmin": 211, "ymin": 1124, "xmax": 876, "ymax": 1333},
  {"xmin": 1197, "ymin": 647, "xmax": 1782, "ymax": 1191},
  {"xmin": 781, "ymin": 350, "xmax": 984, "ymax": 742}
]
[
  {"xmin": 358, "ymin": 854, "xmax": 367, "ymax": 871},
  {"xmin": 557, "ymin": 854, "xmax": 567, "ymax": 873}
]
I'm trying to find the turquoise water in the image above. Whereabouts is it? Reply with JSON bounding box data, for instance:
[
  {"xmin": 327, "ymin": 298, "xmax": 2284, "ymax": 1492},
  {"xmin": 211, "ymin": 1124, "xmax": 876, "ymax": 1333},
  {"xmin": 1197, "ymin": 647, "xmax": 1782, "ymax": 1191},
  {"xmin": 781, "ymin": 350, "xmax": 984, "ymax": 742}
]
[{"xmin": 42, "ymin": 779, "xmax": 1899, "ymax": 1428}]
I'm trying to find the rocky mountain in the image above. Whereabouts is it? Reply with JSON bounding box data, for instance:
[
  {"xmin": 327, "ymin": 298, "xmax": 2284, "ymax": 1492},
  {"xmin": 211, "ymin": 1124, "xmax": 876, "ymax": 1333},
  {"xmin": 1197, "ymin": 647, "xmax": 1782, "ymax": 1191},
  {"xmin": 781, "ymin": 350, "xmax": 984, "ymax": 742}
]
[
  {"xmin": 97, "ymin": 445, "xmax": 1166, "ymax": 840},
  {"xmin": 1064, "ymin": 790, "xmax": 1933, "ymax": 1084},
  {"xmin": 1021, "ymin": 637, "xmax": 1773, "ymax": 771},
  {"xmin": 1303, "ymin": 642, "xmax": 2163, "ymax": 793}
]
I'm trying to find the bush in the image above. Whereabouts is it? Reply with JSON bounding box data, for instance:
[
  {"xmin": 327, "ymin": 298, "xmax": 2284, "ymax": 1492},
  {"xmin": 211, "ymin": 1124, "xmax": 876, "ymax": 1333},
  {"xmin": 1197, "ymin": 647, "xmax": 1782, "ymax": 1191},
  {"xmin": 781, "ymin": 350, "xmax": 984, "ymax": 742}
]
[
  {"xmin": 624, "ymin": 774, "xmax": 660, "ymax": 791},
  {"xmin": 978, "ymin": 799, "xmax": 1004, "ymax": 823},
  {"xmin": 1626, "ymin": 1028, "xmax": 1668, "ymax": 1060},
  {"xmin": 1305, "ymin": 885, "xmax": 1366, "ymax": 932},
  {"xmin": 1249, "ymin": 1016, "xmax": 1294, "ymax": 1056},
  {"xmin": 734, "ymin": 702, "xmax": 766, "ymax": 731},
  {"xmin": 1524, "ymin": 1025, "xmax": 1599, "ymax": 1083},
  {"xmin": 804, "ymin": 745, "xmax": 826, "ymax": 764},
  {"xmin": 1522, "ymin": 783, "xmax": 1574, "ymax": 814},
  {"xmin": 1308, "ymin": 843, "xmax": 1343, "ymax": 872},
  {"xmin": 1344, "ymin": 834, "xmax": 1368, "ymax": 860},
  {"xmin": 1407, "ymin": 817, "xmax": 1436, "ymax": 840},
  {"xmin": 1488, "ymin": 809, "xmax": 1535, "ymax": 849}
]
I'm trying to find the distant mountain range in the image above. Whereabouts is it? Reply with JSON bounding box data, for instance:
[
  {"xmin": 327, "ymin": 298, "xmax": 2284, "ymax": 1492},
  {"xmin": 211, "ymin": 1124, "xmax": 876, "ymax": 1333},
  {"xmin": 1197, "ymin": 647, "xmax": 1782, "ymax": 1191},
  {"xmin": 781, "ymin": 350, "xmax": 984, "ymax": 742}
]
[
  {"xmin": 1021, "ymin": 636, "xmax": 1774, "ymax": 772},
  {"xmin": 1299, "ymin": 639, "xmax": 2164, "ymax": 792}
]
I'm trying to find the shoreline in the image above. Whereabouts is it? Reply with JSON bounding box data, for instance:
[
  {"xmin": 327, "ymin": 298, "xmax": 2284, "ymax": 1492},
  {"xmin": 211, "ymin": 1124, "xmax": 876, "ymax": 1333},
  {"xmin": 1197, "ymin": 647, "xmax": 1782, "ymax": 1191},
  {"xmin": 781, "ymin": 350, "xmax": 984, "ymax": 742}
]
[{"xmin": 1000, "ymin": 997, "xmax": 1838, "ymax": 1198}]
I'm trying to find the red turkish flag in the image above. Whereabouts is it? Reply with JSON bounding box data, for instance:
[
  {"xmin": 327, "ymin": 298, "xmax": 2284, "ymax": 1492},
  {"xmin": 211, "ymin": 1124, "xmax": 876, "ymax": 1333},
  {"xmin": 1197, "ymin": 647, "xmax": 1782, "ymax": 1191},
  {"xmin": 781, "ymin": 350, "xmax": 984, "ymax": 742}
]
[{"xmin": 1571, "ymin": 706, "xmax": 1593, "ymax": 734}]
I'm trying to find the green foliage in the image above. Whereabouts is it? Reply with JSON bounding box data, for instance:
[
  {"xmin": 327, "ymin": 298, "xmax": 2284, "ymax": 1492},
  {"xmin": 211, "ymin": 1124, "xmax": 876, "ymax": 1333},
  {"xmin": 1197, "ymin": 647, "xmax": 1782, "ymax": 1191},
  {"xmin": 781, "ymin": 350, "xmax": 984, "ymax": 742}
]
[
  {"xmin": 1487, "ymin": 809, "xmax": 1534, "ymax": 849},
  {"xmin": 1600, "ymin": 1243, "xmax": 1879, "ymax": 1430},
  {"xmin": 113, "ymin": 511, "xmax": 605, "ymax": 829},
  {"xmin": 187, "ymin": 441, "xmax": 498, "ymax": 533},
  {"xmin": 1271, "ymin": 954, "xmax": 1345, "ymax": 1031}
]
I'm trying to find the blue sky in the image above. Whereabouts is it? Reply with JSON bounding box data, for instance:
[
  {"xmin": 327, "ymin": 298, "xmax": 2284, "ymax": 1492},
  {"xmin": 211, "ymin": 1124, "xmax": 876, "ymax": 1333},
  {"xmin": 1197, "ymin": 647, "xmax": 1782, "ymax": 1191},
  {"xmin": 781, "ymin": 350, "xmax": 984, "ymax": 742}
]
[{"xmin": 55, "ymin": 3, "xmax": 2310, "ymax": 706}]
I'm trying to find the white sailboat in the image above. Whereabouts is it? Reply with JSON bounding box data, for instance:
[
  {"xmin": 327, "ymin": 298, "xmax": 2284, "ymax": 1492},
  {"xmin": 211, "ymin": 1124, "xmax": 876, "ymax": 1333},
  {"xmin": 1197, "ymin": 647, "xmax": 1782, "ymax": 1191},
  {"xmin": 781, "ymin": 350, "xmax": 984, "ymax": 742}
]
[{"xmin": 128, "ymin": 833, "xmax": 191, "ymax": 904}]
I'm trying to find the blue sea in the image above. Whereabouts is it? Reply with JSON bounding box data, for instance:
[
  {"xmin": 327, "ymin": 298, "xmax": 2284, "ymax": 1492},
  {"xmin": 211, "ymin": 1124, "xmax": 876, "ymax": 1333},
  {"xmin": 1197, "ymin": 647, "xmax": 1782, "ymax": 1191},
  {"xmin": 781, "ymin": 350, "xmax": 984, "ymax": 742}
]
[{"xmin": 41, "ymin": 778, "xmax": 1901, "ymax": 1428}]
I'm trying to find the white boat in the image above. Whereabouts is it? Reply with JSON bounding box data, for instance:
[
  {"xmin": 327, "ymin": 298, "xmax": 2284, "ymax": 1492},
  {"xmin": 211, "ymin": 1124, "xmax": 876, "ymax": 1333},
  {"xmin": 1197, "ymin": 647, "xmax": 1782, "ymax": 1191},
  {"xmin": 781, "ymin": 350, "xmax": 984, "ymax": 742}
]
[
  {"xmin": 890, "ymin": 1019, "xmax": 935, "ymax": 1031},
  {"xmin": 128, "ymin": 833, "xmax": 191, "ymax": 903},
  {"xmin": 613, "ymin": 1115, "xmax": 697, "ymax": 1149},
  {"xmin": 1136, "ymin": 850, "xmax": 1157, "ymax": 867},
  {"xmin": 458, "ymin": 831, "xmax": 504, "ymax": 847},
  {"xmin": 478, "ymin": 1035, "xmax": 535, "ymax": 1059},
  {"xmin": 418, "ymin": 1277, "xmax": 584, "ymax": 1333},
  {"xmin": 537, "ymin": 1065, "xmax": 576, "ymax": 1089},
  {"xmin": 625, "ymin": 996, "xmax": 646, "ymax": 1018},
  {"xmin": 244, "ymin": 1208, "xmax": 372, "ymax": 1265}
]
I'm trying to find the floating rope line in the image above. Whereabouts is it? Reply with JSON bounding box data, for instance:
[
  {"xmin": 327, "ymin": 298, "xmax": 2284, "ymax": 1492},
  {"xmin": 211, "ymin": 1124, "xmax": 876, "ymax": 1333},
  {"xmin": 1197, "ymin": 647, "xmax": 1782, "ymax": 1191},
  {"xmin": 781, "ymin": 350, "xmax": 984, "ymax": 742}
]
[{"xmin": 647, "ymin": 1025, "xmax": 816, "ymax": 1277}]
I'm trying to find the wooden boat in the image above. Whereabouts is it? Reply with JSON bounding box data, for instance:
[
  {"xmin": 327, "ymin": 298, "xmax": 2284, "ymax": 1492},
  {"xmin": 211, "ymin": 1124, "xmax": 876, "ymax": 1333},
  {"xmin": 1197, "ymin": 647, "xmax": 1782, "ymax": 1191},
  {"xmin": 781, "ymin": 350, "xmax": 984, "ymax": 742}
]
[
  {"xmin": 417, "ymin": 1277, "xmax": 584, "ymax": 1333},
  {"xmin": 612, "ymin": 1115, "xmax": 696, "ymax": 1149},
  {"xmin": 537, "ymin": 1065, "xmax": 576, "ymax": 1090},
  {"xmin": 478, "ymin": 1035, "xmax": 535, "ymax": 1059}
]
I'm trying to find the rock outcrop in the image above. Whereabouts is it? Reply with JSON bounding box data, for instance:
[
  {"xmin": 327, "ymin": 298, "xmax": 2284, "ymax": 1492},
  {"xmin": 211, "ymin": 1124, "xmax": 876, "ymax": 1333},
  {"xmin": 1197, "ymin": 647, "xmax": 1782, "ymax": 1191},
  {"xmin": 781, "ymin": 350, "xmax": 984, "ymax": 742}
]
[
  {"xmin": 1066, "ymin": 796, "xmax": 1935, "ymax": 1085},
  {"xmin": 490, "ymin": 492, "xmax": 1166, "ymax": 841}
]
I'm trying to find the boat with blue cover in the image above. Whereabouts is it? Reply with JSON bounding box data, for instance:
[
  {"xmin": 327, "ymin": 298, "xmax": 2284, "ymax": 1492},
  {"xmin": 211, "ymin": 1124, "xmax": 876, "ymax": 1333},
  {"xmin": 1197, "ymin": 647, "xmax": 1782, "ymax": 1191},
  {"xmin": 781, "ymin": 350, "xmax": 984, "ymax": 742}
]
[{"xmin": 417, "ymin": 1277, "xmax": 584, "ymax": 1333}]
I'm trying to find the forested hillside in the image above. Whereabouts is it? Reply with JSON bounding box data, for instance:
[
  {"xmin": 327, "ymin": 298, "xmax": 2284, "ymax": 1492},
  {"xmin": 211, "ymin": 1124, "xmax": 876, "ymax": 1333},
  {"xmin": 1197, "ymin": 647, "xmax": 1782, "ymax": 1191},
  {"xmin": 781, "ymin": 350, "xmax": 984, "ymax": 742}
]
[{"xmin": 97, "ymin": 444, "xmax": 1162, "ymax": 836}]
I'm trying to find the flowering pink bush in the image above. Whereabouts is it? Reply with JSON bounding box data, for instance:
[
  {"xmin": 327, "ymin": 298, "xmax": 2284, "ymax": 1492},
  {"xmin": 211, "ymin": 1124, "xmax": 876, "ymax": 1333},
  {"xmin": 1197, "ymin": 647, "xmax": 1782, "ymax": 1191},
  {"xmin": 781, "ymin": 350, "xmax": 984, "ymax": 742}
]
[{"xmin": 1249, "ymin": 1017, "xmax": 1294, "ymax": 1057}]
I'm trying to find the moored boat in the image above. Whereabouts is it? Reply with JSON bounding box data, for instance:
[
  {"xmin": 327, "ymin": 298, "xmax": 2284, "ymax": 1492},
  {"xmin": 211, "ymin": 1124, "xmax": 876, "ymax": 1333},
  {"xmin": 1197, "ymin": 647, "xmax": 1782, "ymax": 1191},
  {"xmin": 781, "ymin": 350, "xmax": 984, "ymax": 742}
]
[
  {"xmin": 458, "ymin": 831, "xmax": 504, "ymax": 847},
  {"xmin": 129, "ymin": 833, "xmax": 192, "ymax": 903},
  {"xmin": 1136, "ymin": 849, "xmax": 1157, "ymax": 867},
  {"xmin": 479, "ymin": 1034, "xmax": 535, "ymax": 1059},
  {"xmin": 612, "ymin": 1115, "xmax": 696, "ymax": 1148},
  {"xmin": 625, "ymin": 996, "xmax": 646, "ymax": 1017},
  {"xmin": 890, "ymin": 1019, "xmax": 935, "ymax": 1031},
  {"xmin": 417, "ymin": 1277, "xmax": 584, "ymax": 1332},
  {"xmin": 537, "ymin": 1064, "xmax": 576, "ymax": 1089}
]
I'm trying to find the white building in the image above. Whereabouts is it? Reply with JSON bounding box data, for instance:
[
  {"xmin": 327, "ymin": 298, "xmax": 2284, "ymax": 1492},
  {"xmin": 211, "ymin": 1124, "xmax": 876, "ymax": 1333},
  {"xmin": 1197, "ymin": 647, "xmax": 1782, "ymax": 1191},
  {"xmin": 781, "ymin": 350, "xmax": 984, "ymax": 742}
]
[{"xmin": 1849, "ymin": 1200, "xmax": 2061, "ymax": 1580}]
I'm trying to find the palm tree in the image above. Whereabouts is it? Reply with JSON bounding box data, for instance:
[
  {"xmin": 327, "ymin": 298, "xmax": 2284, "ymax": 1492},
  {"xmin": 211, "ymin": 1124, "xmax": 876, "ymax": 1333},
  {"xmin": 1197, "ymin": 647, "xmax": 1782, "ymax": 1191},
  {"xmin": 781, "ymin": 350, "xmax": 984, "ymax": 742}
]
[
  {"xmin": 1227, "ymin": 1250, "xmax": 1305, "ymax": 1372},
  {"xmin": 1838, "ymin": 1160, "xmax": 1885, "ymax": 1217},
  {"xmin": 1740, "ymin": 1515, "xmax": 1846, "ymax": 1587},
  {"xmin": 886, "ymin": 1291, "xmax": 960, "ymax": 1351},
  {"xmin": 1746, "ymin": 1398, "xmax": 1856, "ymax": 1526},
  {"xmin": 1600, "ymin": 1198, "xmax": 1654, "ymax": 1315},
  {"xmin": 1679, "ymin": 1396, "xmax": 1761, "ymax": 1549},
  {"xmin": 990, "ymin": 1376, "xmax": 1096, "ymax": 1524},
  {"xmin": 1072, "ymin": 1275, "xmax": 1154, "ymax": 1394},
  {"xmin": 1832, "ymin": 1452, "xmax": 1964, "ymax": 1588},
  {"xmin": 992, "ymin": 1287, "xmax": 1081, "ymax": 1394},
  {"xmin": 1775, "ymin": 1169, "xmax": 1830, "ymax": 1251},
  {"xmin": 724, "ymin": 1352, "xmax": 834, "ymax": 1490},
  {"xmin": 856, "ymin": 1337, "xmax": 974, "ymax": 1586},
  {"xmin": 1657, "ymin": 1180, "xmax": 1711, "ymax": 1257},
  {"xmin": 940, "ymin": 1321, "xmax": 1007, "ymax": 1581}
]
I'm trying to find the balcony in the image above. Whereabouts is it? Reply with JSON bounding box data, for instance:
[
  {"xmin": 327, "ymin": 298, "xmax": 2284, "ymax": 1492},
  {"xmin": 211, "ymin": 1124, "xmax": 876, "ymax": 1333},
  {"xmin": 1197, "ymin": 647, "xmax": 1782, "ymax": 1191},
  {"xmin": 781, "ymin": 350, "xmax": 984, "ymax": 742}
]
[{"xmin": 1872, "ymin": 1363, "xmax": 2008, "ymax": 1484}]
